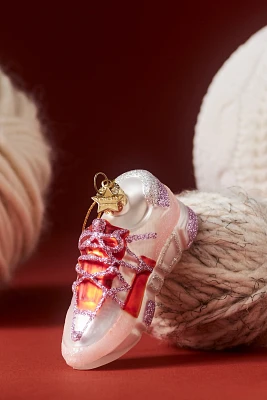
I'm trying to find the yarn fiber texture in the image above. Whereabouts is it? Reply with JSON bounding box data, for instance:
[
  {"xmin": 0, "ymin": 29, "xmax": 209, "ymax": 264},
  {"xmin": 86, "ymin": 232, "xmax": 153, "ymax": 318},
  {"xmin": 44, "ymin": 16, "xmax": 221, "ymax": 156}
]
[
  {"xmin": 194, "ymin": 26, "xmax": 267, "ymax": 196},
  {"xmin": 151, "ymin": 189, "xmax": 267, "ymax": 350},
  {"xmin": 0, "ymin": 69, "xmax": 52, "ymax": 283}
]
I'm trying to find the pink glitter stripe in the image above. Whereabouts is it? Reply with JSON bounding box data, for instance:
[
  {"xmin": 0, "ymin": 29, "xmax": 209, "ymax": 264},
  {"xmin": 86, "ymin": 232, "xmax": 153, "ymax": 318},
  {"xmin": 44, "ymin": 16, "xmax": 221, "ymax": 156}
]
[
  {"xmin": 186, "ymin": 207, "xmax": 198, "ymax": 248},
  {"xmin": 126, "ymin": 232, "xmax": 157, "ymax": 243},
  {"xmin": 143, "ymin": 300, "xmax": 155, "ymax": 326}
]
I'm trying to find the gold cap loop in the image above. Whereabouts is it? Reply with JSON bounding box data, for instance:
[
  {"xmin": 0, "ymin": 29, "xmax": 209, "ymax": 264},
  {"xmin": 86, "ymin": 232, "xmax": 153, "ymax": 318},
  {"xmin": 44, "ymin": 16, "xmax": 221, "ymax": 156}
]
[{"xmin": 82, "ymin": 172, "xmax": 128, "ymax": 231}]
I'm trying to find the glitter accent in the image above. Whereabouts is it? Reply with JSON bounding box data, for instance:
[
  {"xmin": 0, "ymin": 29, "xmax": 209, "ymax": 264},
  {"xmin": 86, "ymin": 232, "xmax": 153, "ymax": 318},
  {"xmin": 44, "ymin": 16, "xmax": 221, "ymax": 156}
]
[
  {"xmin": 92, "ymin": 218, "xmax": 106, "ymax": 232},
  {"xmin": 143, "ymin": 300, "xmax": 155, "ymax": 326},
  {"xmin": 116, "ymin": 170, "xmax": 170, "ymax": 208},
  {"xmin": 71, "ymin": 219, "xmax": 157, "ymax": 341},
  {"xmin": 148, "ymin": 274, "xmax": 164, "ymax": 293},
  {"xmin": 186, "ymin": 207, "xmax": 198, "ymax": 248},
  {"xmin": 157, "ymin": 229, "xmax": 182, "ymax": 274},
  {"xmin": 126, "ymin": 232, "xmax": 157, "ymax": 243}
]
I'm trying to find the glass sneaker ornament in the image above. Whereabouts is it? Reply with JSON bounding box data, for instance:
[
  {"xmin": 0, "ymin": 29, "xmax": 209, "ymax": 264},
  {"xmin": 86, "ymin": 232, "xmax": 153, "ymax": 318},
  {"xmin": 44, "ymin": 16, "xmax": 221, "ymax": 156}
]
[{"xmin": 62, "ymin": 170, "xmax": 198, "ymax": 369}]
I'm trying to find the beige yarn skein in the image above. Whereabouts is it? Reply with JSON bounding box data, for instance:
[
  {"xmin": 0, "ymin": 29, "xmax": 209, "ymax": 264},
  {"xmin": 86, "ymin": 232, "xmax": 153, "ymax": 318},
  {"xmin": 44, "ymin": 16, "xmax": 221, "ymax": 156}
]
[
  {"xmin": 194, "ymin": 26, "xmax": 267, "ymax": 197},
  {"xmin": 150, "ymin": 27, "xmax": 267, "ymax": 351},
  {"xmin": 0, "ymin": 69, "xmax": 51, "ymax": 282},
  {"xmin": 151, "ymin": 190, "xmax": 267, "ymax": 350}
]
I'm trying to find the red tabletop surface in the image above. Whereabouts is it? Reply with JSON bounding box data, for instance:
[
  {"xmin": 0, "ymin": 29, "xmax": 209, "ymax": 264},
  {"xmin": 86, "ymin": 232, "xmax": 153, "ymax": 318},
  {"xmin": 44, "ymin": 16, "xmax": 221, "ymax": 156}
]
[{"xmin": 1, "ymin": 235, "xmax": 267, "ymax": 400}]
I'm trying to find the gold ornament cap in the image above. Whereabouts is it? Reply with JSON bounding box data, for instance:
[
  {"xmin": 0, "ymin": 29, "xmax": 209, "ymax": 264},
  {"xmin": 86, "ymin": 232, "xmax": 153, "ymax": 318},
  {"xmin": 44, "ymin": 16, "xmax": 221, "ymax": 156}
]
[{"xmin": 82, "ymin": 172, "xmax": 128, "ymax": 231}]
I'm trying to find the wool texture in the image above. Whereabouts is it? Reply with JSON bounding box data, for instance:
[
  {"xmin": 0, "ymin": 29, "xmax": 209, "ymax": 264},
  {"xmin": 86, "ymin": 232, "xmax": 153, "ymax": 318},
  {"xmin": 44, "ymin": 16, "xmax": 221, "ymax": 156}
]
[
  {"xmin": 151, "ymin": 189, "xmax": 267, "ymax": 350},
  {"xmin": 194, "ymin": 26, "xmax": 267, "ymax": 196},
  {"xmin": 0, "ymin": 68, "xmax": 51, "ymax": 283}
]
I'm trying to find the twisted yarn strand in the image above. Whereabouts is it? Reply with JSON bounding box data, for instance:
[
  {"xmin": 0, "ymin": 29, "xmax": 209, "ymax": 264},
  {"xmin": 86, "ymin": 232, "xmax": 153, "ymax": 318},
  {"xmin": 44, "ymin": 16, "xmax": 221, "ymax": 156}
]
[
  {"xmin": 151, "ymin": 190, "xmax": 267, "ymax": 350},
  {"xmin": 0, "ymin": 69, "xmax": 51, "ymax": 282}
]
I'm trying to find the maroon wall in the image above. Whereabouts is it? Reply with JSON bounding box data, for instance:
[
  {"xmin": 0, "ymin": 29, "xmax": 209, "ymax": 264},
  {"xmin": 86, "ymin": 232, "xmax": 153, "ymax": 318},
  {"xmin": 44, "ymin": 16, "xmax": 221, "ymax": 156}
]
[{"xmin": 0, "ymin": 2, "xmax": 267, "ymax": 234}]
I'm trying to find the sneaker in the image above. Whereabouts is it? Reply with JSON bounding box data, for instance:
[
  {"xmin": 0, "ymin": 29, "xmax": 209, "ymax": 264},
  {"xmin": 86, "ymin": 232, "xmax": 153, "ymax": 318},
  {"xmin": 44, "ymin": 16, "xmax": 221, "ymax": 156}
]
[
  {"xmin": 194, "ymin": 26, "xmax": 267, "ymax": 196},
  {"xmin": 61, "ymin": 170, "xmax": 198, "ymax": 369}
]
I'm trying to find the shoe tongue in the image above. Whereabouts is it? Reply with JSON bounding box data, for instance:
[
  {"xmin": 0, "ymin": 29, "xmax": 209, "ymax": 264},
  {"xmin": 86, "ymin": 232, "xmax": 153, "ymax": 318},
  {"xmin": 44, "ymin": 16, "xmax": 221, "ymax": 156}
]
[
  {"xmin": 90, "ymin": 218, "xmax": 129, "ymax": 238},
  {"xmin": 91, "ymin": 218, "xmax": 106, "ymax": 232}
]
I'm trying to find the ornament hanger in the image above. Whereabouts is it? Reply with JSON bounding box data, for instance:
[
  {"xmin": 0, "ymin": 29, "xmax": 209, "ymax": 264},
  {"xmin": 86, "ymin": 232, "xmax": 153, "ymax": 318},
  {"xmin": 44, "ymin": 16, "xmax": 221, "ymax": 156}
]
[{"xmin": 82, "ymin": 172, "xmax": 128, "ymax": 231}]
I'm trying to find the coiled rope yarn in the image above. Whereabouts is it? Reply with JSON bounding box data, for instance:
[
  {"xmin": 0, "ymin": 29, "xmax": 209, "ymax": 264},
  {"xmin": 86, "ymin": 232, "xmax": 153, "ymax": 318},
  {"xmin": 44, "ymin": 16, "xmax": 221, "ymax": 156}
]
[
  {"xmin": 151, "ymin": 190, "xmax": 267, "ymax": 350},
  {"xmin": 0, "ymin": 69, "xmax": 51, "ymax": 283}
]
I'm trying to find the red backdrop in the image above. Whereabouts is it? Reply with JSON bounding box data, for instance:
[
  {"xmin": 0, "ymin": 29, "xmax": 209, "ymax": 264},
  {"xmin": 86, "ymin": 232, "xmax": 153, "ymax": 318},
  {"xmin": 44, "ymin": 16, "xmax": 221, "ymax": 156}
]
[{"xmin": 1, "ymin": 1, "xmax": 266, "ymax": 234}]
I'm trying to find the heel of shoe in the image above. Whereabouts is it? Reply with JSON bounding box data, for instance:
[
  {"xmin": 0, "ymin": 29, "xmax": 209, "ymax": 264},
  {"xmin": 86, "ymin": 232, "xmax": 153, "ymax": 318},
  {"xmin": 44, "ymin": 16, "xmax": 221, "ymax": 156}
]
[{"xmin": 147, "ymin": 202, "xmax": 198, "ymax": 296}]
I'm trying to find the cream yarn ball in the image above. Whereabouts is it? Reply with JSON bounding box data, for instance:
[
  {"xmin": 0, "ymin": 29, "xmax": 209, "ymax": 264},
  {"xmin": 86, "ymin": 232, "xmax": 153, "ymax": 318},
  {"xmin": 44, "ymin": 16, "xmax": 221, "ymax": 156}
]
[
  {"xmin": 150, "ymin": 26, "xmax": 267, "ymax": 351},
  {"xmin": 151, "ymin": 189, "xmax": 267, "ymax": 350},
  {"xmin": 194, "ymin": 26, "xmax": 267, "ymax": 196},
  {"xmin": 0, "ymin": 68, "xmax": 52, "ymax": 282}
]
